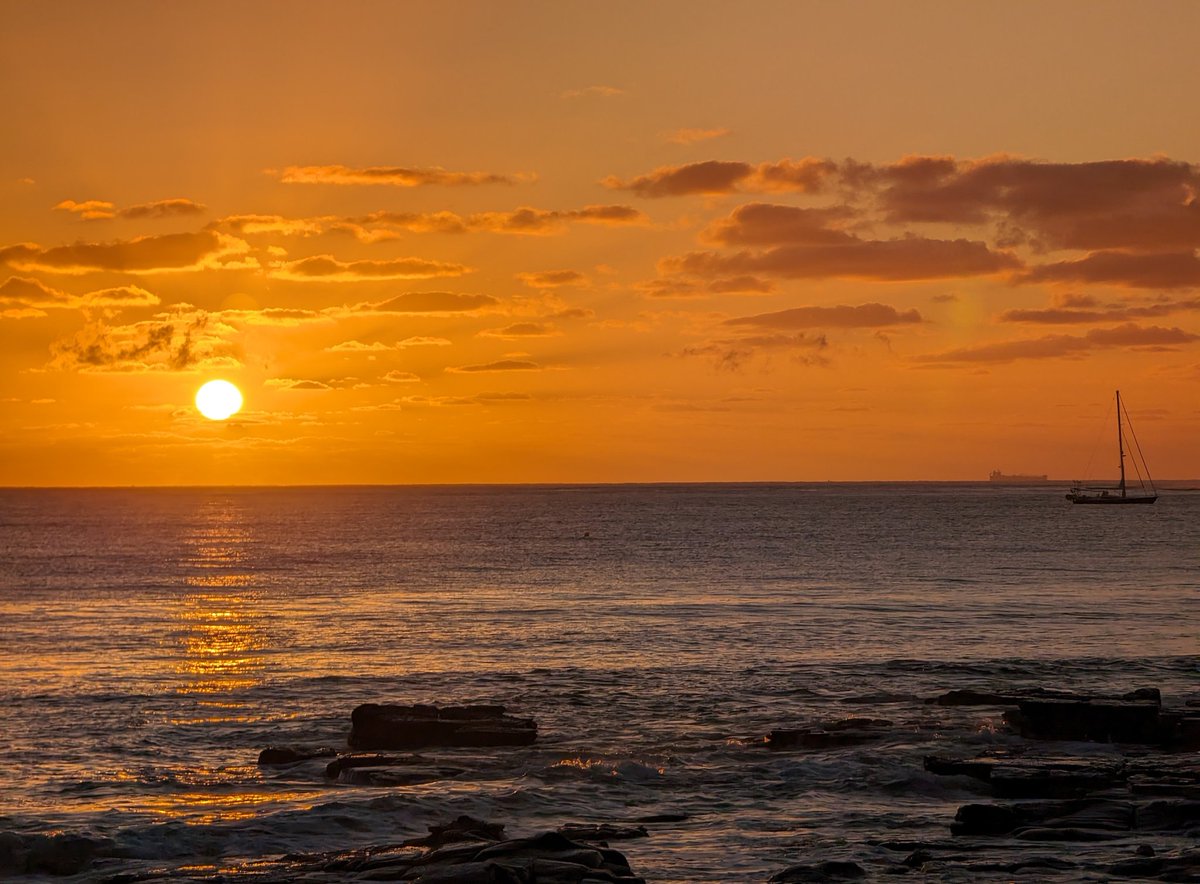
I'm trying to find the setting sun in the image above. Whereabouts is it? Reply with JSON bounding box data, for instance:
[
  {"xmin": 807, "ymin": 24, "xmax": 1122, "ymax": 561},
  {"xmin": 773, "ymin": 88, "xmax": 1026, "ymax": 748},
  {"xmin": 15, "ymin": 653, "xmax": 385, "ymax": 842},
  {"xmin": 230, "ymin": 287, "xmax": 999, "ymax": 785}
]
[{"xmin": 195, "ymin": 380, "xmax": 243, "ymax": 421}]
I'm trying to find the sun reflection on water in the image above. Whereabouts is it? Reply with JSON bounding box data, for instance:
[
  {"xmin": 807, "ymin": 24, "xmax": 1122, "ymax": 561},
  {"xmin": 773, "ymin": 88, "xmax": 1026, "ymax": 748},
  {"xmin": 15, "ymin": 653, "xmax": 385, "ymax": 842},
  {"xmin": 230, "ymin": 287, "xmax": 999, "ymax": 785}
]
[{"xmin": 173, "ymin": 500, "xmax": 271, "ymax": 695}]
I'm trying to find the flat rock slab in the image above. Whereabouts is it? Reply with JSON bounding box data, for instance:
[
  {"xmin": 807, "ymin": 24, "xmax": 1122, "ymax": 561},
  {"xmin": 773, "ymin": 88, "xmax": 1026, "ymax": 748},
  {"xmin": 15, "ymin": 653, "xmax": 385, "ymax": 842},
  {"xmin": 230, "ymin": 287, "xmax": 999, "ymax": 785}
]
[
  {"xmin": 767, "ymin": 718, "xmax": 892, "ymax": 751},
  {"xmin": 257, "ymin": 745, "xmax": 338, "ymax": 765},
  {"xmin": 348, "ymin": 703, "xmax": 537, "ymax": 749}
]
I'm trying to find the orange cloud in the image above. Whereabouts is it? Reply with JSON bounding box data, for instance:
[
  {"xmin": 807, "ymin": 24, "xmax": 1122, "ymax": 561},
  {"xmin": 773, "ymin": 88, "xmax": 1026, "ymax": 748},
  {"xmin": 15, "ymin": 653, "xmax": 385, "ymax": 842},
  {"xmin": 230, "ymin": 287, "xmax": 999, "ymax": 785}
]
[
  {"xmin": 350, "ymin": 292, "xmax": 498, "ymax": 313},
  {"xmin": 276, "ymin": 164, "xmax": 525, "ymax": 187},
  {"xmin": 273, "ymin": 255, "xmax": 471, "ymax": 281},
  {"xmin": 479, "ymin": 322, "xmax": 557, "ymax": 339},
  {"xmin": 663, "ymin": 127, "xmax": 731, "ymax": 145},
  {"xmin": 0, "ymin": 276, "xmax": 160, "ymax": 312},
  {"xmin": 120, "ymin": 198, "xmax": 207, "ymax": 219},
  {"xmin": 916, "ymin": 323, "xmax": 1199, "ymax": 364},
  {"xmin": 725, "ymin": 303, "xmax": 923, "ymax": 330},
  {"xmin": 49, "ymin": 310, "xmax": 239, "ymax": 372},
  {"xmin": 54, "ymin": 199, "xmax": 116, "ymax": 220},
  {"xmin": 516, "ymin": 269, "xmax": 585, "ymax": 288},
  {"xmin": 702, "ymin": 203, "xmax": 856, "ymax": 246},
  {"xmin": 665, "ymin": 238, "xmax": 1018, "ymax": 282},
  {"xmin": 605, "ymin": 157, "xmax": 841, "ymax": 197},
  {"xmin": 1, "ymin": 231, "xmax": 247, "ymax": 274},
  {"xmin": 449, "ymin": 359, "xmax": 541, "ymax": 372},
  {"xmin": 999, "ymin": 295, "xmax": 1200, "ymax": 324}
]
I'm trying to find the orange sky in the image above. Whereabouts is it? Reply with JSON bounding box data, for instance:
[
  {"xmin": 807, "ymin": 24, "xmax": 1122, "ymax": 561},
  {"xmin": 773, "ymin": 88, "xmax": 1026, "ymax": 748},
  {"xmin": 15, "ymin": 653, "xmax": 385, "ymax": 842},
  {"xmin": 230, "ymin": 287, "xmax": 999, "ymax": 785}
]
[{"xmin": 2, "ymin": 1, "xmax": 1198, "ymax": 484}]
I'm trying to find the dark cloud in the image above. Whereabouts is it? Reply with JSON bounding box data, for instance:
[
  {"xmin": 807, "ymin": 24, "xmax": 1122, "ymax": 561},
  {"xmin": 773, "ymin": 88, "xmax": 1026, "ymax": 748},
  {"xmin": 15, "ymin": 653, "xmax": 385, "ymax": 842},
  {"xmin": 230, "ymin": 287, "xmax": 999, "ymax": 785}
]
[
  {"xmin": 725, "ymin": 303, "xmax": 923, "ymax": 330},
  {"xmin": 665, "ymin": 237, "xmax": 1018, "ymax": 282},
  {"xmin": 681, "ymin": 332, "xmax": 829, "ymax": 371},
  {"xmin": 49, "ymin": 311, "xmax": 235, "ymax": 372},
  {"xmin": 516, "ymin": 269, "xmax": 585, "ymax": 288},
  {"xmin": 1000, "ymin": 296, "xmax": 1200, "ymax": 324},
  {"xmin": 604, "ymin": 160, "xmax": 753, "ymax": 197},
  {"xmin": 916, "ymin": 323, "xmax": 1199, "ymax": 364},
  {"xmin": 449, "ymin": 359, "xmax": 542, "ymax": 372},
  {"xmin": 0, "ymin": 276, "xmax": 159, "ymax": 312},
  {"xmin": 276, "ymin": 164, "xmax": 527, "ymax": 186},
  {"xmin": 1019, "ymin": 251, "xmax": 1200, "ymax": 289},
  {"xmin": 2, "ymin": 231, "xmax": 243, "ymax": 273},
  {"xmin": 703, "ymin": 203, "xmax": 856, "ymax": 246},
  {"xmin": 479, "ymin": 322, "xmax": 556, "ymax": 339},
  {"xmin": 119, "ymin": 198, "xmax": 207, "ymax": 220}
]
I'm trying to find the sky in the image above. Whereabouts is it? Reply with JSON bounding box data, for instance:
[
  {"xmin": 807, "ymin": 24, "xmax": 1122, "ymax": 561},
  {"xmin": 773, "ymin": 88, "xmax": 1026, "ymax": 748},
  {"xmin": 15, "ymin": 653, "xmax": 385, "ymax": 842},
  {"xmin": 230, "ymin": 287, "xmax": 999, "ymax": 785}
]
[{"xmin": 2, "ymin": 0, "xmax": 1199, "ymax": 484}]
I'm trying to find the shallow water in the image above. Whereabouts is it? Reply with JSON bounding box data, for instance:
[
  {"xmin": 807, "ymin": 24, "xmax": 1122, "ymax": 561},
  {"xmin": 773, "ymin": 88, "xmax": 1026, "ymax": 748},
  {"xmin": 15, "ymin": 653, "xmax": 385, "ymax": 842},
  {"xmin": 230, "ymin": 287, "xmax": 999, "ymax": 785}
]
[{"xmin": 0, "ymin": 484, "xmax": 1197, "ymax": 881}]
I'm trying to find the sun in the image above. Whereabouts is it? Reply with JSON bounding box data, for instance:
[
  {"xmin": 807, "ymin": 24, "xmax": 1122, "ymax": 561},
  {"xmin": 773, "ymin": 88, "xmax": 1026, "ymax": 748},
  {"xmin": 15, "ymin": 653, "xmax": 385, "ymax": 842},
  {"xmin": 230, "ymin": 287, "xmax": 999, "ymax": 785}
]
[{"xmin": 195, "ymin": 380, "xmax": 243, "ymax": 421}]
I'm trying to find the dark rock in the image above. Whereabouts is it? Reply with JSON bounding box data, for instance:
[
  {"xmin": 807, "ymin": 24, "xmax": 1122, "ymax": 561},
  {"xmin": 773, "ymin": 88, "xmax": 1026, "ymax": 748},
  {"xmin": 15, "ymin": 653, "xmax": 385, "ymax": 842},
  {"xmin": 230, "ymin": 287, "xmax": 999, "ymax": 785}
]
[
  {"xmin": 923, "ymin": 755, "xmax": 996, "ymax": 781},
  {"xmin": 1123, "ymin": 688, "xmax": 1162, "ymax": 705},
  {"xmin": 1010, "ymin": 697, "xmax": 1165, "ymax": 743},
  {"xmin": 402, "ymin": 815, "xmax": 507, "ymax": 849},
  {"xmin": 25, "ymin": 833, "xmax": 99, "ymax": 876},
  {"xmin": 1136, "ymin": 844, "xmax": 1157, "ymax": 857},
  {"xmin": 901, "ymin": 849, "xmax": 932, "ymax": 868},
  {"xmin": 336, "ymin": 765, "xmax": 465, "ymax": 786},
  {"xmin": 349, "ymin": 703, "xmax": 537, "ymax": 749},
  {"xmin": 1134, "ymin": 800, "xmax": 1200, "ymax": 833},
  {"xmin": 990, "ymin": 763, "xmax": 1124, "ymax": 798},
  {"xmin": 325, "ymin": 753, "xmax": 431, "ymax": 777},
  {"xmin": 1014, "ymin": 826, "xmax": 1125, "ymax": 842},
  {"xmin": 951, "ymin": 802, "xmax": 1028, "ymax": 836},
  {"xmin": 767, "ymin": 718, "xmax": 891, "ymax": 750},
  {"xmin": 257, "ymin": 745, "xmax": 337, "ymax": 765},
  {"xmin": 769, "ymin": 859, "xmax": 866, "ymax": 881},
  {"xmin": 630, "ymin": 812, "xmax": 688, "ymax": 823},
  {"xmin": 1109, "ymin": 848, "xmax": 1200, "ymax": 880},
  {"xmin": 928, "ymin": 689, "xmax": 1021, "ymax": 707},
  {"xmin": 966, "ymin": 856, "xmax": 1076, "ymax": 873},
  {"xmin": 557, "ymin": 823, "xmax": 648, "ymax": 842}
]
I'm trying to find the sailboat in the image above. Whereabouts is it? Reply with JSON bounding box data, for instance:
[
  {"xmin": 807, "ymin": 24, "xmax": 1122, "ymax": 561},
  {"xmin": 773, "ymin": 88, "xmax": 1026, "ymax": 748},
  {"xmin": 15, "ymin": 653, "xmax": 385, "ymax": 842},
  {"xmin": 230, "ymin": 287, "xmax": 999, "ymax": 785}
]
[{"xmin": 1065, "ymin": 390, "xmax": 1157, "ymax": 505}]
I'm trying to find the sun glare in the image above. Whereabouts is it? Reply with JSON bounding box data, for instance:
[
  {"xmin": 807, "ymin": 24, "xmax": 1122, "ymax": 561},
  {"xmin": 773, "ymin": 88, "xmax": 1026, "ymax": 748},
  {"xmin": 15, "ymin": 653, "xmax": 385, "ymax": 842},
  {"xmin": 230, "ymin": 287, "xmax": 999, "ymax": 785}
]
[{"xmin": 195, "ymin": 380, "xmax": 243, "ymax": 421}]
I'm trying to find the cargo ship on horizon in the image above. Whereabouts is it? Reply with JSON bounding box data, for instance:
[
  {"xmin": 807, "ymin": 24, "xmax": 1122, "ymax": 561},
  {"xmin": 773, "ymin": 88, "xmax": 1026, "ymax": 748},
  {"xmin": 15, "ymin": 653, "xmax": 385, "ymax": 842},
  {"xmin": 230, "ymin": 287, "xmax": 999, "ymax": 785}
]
[{"xmin": 989, "ymin": 470, "xmax": 1050, "ymax": 484}]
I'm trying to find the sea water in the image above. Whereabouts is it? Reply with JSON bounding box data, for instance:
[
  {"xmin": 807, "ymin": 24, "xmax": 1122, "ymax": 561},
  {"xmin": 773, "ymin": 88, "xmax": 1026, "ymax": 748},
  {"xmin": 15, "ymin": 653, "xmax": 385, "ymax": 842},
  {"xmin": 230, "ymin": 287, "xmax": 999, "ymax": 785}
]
[{"xmin": 0, "ymin": 484, "xmax": 1196, "ymax": 881}]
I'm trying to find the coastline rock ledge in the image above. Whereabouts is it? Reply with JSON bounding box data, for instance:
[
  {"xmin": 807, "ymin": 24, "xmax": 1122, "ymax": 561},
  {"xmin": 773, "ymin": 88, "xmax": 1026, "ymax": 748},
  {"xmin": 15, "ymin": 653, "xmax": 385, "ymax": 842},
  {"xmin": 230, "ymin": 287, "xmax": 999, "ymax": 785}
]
[{"xmin": 348, "ymin": 703, "xmax": 538, "ymax": 749}]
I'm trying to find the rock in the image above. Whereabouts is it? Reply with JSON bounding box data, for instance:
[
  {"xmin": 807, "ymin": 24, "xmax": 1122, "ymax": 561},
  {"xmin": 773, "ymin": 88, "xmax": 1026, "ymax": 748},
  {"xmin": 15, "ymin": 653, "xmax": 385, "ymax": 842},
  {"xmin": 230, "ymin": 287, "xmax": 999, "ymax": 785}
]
[
  {"xmin": 1134, "ymin": 799, "xmax": 1200, "ymax": 833},
  {"xmin": 325, "ymin": 753, "xmax": 431, "ymax": 777},
  {"xmin": 990, "ymin": 763, "xmax": 1124, "ymax": 798},
  {"xmin": 1008, "ymin": 697, "xmax": 1165, "ymax": 744},
  {"xmin": 1014, "ymin": 826, "xmax": 1126, "ymax": 842},
  {"xmin": 951, "ymin": 802, "xmax": 1029, "ymax": 836},
  {"xmin": 25, "ymin": 833, "xmax": 100, "ymax": 876},
  {"xmin": 1136, "ymin": 844, "xmax": 1156, "ymax": 857},
  {"xmin": 923, "ymin": 755, "xmax": 996, "ymax": 781},
  {"xmin": 257, "ymin": 745, "xmax": 337, "ymax": 765},
  {"xmin": 402, "ymin": 816, "xmax": 507, "ymax": 849},
  {"xmin": 927, "ymin": 689, "xmax": 1022, "ymax": 706},
  {"xmin": 767, "ymin": 718, "xmax": 891, "ymax": 750},
  {"xmin": 902, "ymin": 849, "xmax": 933, "ymax": 868},
  {"xmin": 557, "ymin": 824, "xmax": 648, "ymax": 842},
  {"xmin": 1109, "ymin": 848, "xmax": 1200, "ymax": 880},
  {"xmin": 768, "ymin": 859, "xmax": 866, "ymax": 881},
  {"xmin": 630, "ymin": 813, "xmax": 688, "ymax": 823},
  {"xmin": 348, "ymin": 704, "xmax": 537, "ymax": 749},
  {"xmin": 336, "ymin": 765, "xmax": 465, "ymax": 786}
]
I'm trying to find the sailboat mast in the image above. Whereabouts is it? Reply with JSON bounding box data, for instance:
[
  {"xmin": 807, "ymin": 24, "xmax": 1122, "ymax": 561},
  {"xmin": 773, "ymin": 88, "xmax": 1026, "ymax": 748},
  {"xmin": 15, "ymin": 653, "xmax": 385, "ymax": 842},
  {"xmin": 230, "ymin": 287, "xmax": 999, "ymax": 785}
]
[{"xmin": 1116, "ymin": 389, "xmax": 1126, "ymax": 497}]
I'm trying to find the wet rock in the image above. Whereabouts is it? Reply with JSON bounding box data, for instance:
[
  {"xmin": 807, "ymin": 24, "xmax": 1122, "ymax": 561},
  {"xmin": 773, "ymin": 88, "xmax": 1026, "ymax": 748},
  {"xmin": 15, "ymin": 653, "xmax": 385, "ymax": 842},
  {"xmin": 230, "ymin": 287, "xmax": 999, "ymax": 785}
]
[
  {"xmin": 348, "ymin": 703, "xmax": 537, "ymax": 749},
  {"xmin": 402, "ymin": 816, "xmax": 507, "ymax": 849},
  {"xmin": 336, "ymin": 765, "xmax": 465, "ymax": 786},
  {"xmin": 768, "ymin": 859, "xmax": 866, "ymax": 881},
  {"xmin": 1136, "ymin": 843, "xmax": 1156, "ymax": 856},
  {"xmin": 1134, "ymin": 799, "xmax": 1200, "ymax": 834},
  {"xmin": 767, "ymin": 718, "xmax": 892, "ymax": 750},
  {"xmin": 927, "ymin": 689, "xmax": 1023, "ymax": 707},
  {"xmin": 25, "ymin": 833, "xmax": 100, "ymax": 876},
  {"xmin": 1008, "ymin": 697, "xmax": 1165, "ymax": 743},
  {"xmin": 990, "ymin": 762, "xmax": 1124, "ymax": 798},
  {"xmin": 557, "ymin": 824, "xmax": 648, "ymax": 842},
  {"xmin": 325, "ymin": 752, "xmax": 431, "ymax": 777},
  {"xmin": 1109, "ymin": 847, "xmax": 1200, "ymax": 880},
  {"xmin": 923, "ymin": 755, "xmax": 996, "ymax": 781},
  {"xmin": 630, "ymin": 812, "xmax": 688, "ymax": 823},
  {"xmin": 257, "ymin": 745, "xmax": 337, "ymax": 765}
]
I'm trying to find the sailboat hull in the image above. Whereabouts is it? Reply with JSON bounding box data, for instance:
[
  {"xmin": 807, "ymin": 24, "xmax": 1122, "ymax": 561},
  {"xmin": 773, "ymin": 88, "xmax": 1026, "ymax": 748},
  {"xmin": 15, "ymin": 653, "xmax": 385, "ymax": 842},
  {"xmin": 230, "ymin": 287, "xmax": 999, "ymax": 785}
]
[{"xmin": 1067, "ymin": 495, "xmax": 1157, "ymax": 505}]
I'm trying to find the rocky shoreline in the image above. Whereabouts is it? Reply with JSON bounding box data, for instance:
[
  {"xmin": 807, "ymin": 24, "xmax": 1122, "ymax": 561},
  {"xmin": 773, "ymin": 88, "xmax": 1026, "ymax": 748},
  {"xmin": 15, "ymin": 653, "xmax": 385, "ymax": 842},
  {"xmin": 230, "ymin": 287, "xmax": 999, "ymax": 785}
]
[{"xmin": 2, "ymin": 688, "xmax": 1196, "ymax": 881}]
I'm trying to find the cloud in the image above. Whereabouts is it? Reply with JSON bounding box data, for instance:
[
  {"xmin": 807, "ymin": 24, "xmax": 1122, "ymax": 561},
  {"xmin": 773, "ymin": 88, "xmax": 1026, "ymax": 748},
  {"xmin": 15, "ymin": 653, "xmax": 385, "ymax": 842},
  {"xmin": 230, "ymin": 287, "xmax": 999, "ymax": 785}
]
[
  {"xmin": 999, "ymin": 296, "xmax": 1200, "ymax": 324},
  {"xmin": 479, "ymin": 322, "xmax": 557, "ymax": 339},
  {"xmin": 397, "ymin": 335, "xmax": 452, "ymax": 347},
  {"xmin": 326, "ymin": 340, "xmax": 396, "ymax": 352},
  {"xmin": 448, "ymin": 359, "xmax": 541, "ymax": 372},
  {"xmin": 916, "ymin": 323, "xmax": 1199, "ymax": 364},
  {"xmin": 1019, "ymin": 250, "xmax": 1200, "ymax": 289},
  {"xmin": 725, "ymin": 303, "xmax": 923, "ymax": 330},
  {"xmin": 218, "ymin": 307, "xmax": 330, "ymax": 326},
  {"xmin": 49, "ymin": 309, "xmax": 238, "ymax": 372},
  {"xmin": 560, "ymin": 85, "xmax": 624, "ymax": 99},
  {"xmin": 604, "ymin": 160, "xmax": 753, "ymax": 197},
  {"xmin": 931, "ymin": 293, "xmax": 960, "ymax": 303},
  {"xmin": 875, "ymin": 155, "xmax": 1200, "ymax": 250},
  {"xmin": 272, "ymin": 254, "xmax": 471, "ymax": 281},
  {"xmin": 350, "ymin": 292, "xmax": 498, "ymax": 313},
  {"xmin": 464, "ymin": 205, "xmax": 647, "ymax": 235},
  {"xmin": 120, "ymin": 198, "xmax": 207, "ymax": 219},
  {"xmin": 665, "ymin": 237, "xmax": 1018, "ymax": 282},
  {"xmin": 663, "ymin": 127, "xmax": 731, "ymax": 145},
  {"xmin": 275, "ymin": 164, "xmax": 526, "ymax": 187},
  {"xmin": 681, "ymin": 332, "xmax": 829, "ymax": 371},
  {"xmin": 708, "ymin": 275, "xmax": 774, "ymax": 294},
  {"xmin": 381, "ymin": 370, "xmax": 420, "ymax": 383},
  {"xmin": 54, "ymin": 199, "xmax": 115, "ymax": 220},
  {"xmin": 0, "ymin": 276, "xmax": 160, "ymax": 312},
  {"xmin": 702, "ymin": 203, "xmax": 857, "ymax": 246},
  {"xmin": 516, "ymin": 269, "xmax": 586, "ymax": 288},
  {"xmin": 1, "ymin": 231, "xmax": 248, "ymax": 274},
  {"xmin": 604, "ymin": 156, "xmax": 842, "ymax": 197},
  {"xmin": 636, "ymin": 276, "xmax": 773, "ymax": 299}
]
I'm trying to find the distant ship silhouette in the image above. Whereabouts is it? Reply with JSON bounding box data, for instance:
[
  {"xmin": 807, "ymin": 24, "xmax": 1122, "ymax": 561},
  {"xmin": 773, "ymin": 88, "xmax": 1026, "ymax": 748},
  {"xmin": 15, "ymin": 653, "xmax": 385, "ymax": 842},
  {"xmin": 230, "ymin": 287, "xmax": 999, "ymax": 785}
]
[{"xmin": 989, "ymin": 470, "xmax": 1049, "ymax": 484}]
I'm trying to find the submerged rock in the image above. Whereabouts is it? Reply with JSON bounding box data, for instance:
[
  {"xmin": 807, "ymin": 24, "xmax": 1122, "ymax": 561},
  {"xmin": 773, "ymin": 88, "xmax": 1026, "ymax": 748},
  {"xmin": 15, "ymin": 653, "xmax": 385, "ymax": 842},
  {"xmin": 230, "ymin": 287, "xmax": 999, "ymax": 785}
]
[
  {"xmin": 556, "ymin": 823, "xmax": 649, "ymax": 842},
  {"xmin": 766, "ymin": 717, "xmax": 892, "ymax": 750},
  {"xmin": 768, "ymin": 859, "xmax": 866, "ymax": 881},
  {"xmin": 257, "ymin": 745, "xmax": 338, "ymax": 765},
  {"xmin": 348, "ymin": 703, "xmax": 537, "ymax": 749}
]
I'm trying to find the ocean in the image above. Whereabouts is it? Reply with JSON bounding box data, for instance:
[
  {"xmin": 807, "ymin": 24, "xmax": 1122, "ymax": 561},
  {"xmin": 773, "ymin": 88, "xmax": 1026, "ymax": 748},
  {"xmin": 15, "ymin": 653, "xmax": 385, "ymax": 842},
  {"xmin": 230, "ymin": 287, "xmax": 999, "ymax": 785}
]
[{"xmin": 0, "ymin": 484, "xmax": 1196, "ymax": 881}]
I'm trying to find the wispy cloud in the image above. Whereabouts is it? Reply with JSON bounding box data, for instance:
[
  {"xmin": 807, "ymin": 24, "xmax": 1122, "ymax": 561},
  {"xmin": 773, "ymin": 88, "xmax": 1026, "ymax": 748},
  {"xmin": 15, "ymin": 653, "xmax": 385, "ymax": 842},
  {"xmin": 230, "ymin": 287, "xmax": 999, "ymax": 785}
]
[
  {"xmin": 1, "ymin": 231, "xmax": 249, "ymax": 274},
  {"xmin": 274, "ymin": 164, "xmax": 530, "ymax": 187},
  {"xmin": 916, "ymin": 323, "xmax": 1199, "ymax": 364},
  {"xmin": 725, "ymin": 303, "xmax": 923, "ymax": 330},
  {"xmin": 516, "ymin": 269, "xmax": 585, "ymax": 288},
  {"xmin": 271, "ymin": 254, "xmax": 471, "ymax": 281},
  {"xmin": 663, "ymin": 127, "xmax": 731, "ymax": 145},
  {"xmin": 448, "ymin": 359, "xmax": 542, "ymax": 373}
]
